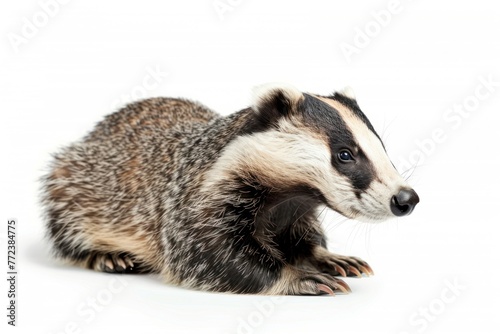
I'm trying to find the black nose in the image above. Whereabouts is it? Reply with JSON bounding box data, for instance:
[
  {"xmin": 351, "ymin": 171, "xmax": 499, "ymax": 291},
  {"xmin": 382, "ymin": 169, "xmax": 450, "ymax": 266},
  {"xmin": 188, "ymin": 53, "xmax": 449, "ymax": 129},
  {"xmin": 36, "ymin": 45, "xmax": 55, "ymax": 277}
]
[{"xmin": 390, "ymin": 189, "xmax": 419, "ymax": 217}]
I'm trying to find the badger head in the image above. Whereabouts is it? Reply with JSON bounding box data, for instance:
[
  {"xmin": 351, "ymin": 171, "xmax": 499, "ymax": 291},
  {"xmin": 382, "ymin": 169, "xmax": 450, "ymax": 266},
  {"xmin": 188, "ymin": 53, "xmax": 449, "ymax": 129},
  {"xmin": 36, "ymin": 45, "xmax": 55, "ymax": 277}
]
[{"xmin": 208, "ymin": 84, "xmax": 419, "ymax": 222}]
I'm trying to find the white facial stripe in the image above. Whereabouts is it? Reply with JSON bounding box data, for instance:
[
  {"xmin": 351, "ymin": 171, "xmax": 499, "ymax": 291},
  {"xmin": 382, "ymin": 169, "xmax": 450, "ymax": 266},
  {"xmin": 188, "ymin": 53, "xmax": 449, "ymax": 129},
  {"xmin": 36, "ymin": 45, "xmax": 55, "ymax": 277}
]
[{"xmin": 317, "ymin": 97, "xmax": 406, "ymax": 192}]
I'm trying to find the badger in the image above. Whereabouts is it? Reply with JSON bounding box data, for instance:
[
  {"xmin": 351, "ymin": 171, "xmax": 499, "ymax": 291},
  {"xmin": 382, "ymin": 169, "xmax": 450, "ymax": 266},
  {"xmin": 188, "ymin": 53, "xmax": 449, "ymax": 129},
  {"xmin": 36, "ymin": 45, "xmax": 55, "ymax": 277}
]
[{"xmin": 41, "ymin": 84, "xmax": 419, "ymax": 296}]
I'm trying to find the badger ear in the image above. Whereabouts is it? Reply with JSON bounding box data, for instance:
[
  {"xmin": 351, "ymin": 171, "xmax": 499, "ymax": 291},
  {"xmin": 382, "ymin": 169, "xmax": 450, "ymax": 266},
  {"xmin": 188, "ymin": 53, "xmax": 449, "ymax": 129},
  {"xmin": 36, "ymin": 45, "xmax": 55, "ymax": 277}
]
[
  {"xmin": 251, "ymin": 83, "xmax": 303, "ymax": 116},
  {"xmin": 338, "ymin": 86, "xmax": 356, "ymax": 100}
]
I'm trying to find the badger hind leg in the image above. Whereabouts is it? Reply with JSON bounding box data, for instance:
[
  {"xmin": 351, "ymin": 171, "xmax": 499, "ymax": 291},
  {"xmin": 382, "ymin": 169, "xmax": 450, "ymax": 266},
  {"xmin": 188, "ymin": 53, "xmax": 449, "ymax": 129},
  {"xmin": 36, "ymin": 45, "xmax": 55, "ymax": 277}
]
[
  {"xmin": 87, "ymin": 252, "xmax": 135, "ymax": 273},
  {"xmin": 265, "ymin": 265, "xmax": 351, "ymax": 296}
]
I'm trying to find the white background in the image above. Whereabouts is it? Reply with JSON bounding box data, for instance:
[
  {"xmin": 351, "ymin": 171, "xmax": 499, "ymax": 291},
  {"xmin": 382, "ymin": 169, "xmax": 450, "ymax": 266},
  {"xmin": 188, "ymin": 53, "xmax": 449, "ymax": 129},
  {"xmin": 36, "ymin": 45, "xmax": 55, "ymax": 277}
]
[{"xmin": 2, "ymin": 0, "xmax": 500, "ymax": 333}]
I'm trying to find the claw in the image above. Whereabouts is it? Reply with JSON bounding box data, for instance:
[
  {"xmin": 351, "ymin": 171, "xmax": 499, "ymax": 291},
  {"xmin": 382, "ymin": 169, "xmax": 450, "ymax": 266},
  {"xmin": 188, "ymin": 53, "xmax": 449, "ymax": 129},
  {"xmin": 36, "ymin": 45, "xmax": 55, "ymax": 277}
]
[
  {"xmin": 334, "ymin": 264, "xmax": 347, "ymax": 277},
  {"xmin": 359, "ymin": 264, "xmax": 374, "ymax": 276},
  {"xmin": 90, "ymin": 253, "xmax": 136, "ymax": 273},
  {"xmin": 115, "ymin": 256, "xmax": 127, "ymax": 271},
  {"xmin": 334, "ymin": 279, "xmax": 351, "ymax": 294},
  {"xmin": 348, "ymin": 266, "xmax": 362, "ymax": 278},
  {"xmin": 124, "ymin": 256, "xmax": 134, "ymax": 269},
  {"xmin": 104, "ymin": 259, "xmax": 114, "ymax": 271},
  {"xmin": 317, "ymin": 284, "xmax": 335, "ymax": 296}
]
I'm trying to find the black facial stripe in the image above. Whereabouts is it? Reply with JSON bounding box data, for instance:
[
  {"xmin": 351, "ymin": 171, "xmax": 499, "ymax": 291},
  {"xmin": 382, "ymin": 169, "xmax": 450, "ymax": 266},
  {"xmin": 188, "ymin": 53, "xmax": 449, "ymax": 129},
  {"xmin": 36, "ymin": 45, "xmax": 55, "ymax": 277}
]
[
  {"xmin": 302, "ymin": 94, "xmax": 376, "ymax": 191},
  {"xmin": 329, "ymin": 92, "xmax": 384, "ymax": 145},
  {"xmin": 302, "ymin": 94, "xmax": 356, "ymax": 145},
  {"xmin": 345, "ymin": 148, "xmax": 375, "ymax": 190}
]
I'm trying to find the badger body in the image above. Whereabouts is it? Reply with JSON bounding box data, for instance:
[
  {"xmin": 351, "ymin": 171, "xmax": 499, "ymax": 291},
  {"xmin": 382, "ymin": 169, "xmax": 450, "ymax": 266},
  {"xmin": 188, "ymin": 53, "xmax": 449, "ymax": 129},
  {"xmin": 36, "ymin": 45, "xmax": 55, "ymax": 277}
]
[{"xmin": 42, "ymin": 84, "xmax": 419, "ymax": 295}]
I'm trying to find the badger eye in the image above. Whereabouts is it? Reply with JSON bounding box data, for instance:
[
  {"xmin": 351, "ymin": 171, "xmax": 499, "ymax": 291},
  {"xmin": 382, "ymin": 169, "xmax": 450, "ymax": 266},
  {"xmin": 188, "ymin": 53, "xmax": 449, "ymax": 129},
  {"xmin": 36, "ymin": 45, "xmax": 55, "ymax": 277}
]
[{"xmin": 338, "ymin": 150, "xmax": 354, "ymax": 162}]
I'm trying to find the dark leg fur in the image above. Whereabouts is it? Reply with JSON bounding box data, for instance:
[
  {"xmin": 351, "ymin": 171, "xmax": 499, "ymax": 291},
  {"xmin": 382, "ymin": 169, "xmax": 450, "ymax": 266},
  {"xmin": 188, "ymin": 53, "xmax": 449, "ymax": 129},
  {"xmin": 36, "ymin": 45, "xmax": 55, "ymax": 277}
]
[
  {"xmin": 265, "ymin": 248, "xmax": 373, "ymax": 295},
  {"xmin": 251, "ymin": 198, "xmax": 373, "ymax": 295},
  {"xmin": 263, "ymin": 213, "xmax": 373, "ymax": 295}
]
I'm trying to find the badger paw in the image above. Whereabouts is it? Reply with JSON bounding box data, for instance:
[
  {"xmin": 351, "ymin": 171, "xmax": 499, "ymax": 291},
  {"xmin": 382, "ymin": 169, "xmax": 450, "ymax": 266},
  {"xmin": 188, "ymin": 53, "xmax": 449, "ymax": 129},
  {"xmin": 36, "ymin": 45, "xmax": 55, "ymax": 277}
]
[
  {"xmin": 313, "ymin": 248, "xmax": 374, "ymax": 278},
  {"xmin": 269, "ymin": 266, "xmax": 351, "ymax": 296},
  {"xmin": 297, "ymin": 272, "xmax": 351, "ymax": 296},
  {"xmin": 89, "ymin": 253, "xmax": 135, "ymax": 273}
]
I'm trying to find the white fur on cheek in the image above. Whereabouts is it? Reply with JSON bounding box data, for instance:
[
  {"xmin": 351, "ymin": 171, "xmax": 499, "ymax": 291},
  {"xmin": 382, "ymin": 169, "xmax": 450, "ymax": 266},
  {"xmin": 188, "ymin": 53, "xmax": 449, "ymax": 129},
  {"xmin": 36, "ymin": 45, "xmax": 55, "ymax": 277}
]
[{"xmin": 202, "ymin": 125, "xmax": 359, "ymax": 218}]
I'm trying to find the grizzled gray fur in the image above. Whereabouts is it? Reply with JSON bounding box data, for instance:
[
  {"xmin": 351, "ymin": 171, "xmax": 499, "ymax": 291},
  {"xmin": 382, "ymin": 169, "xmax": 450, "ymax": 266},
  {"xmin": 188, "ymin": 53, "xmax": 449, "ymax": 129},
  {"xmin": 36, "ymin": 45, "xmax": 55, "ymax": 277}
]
[{"xmin": 41, "ymin": 84, "xmax": 418, "ymax": 295}]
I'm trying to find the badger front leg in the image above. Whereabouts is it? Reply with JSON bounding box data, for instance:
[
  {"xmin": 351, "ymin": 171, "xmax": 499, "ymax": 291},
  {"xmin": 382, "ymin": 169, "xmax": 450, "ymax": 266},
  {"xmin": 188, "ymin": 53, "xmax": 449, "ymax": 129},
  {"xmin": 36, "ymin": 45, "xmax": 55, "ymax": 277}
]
[
  {"xmin": 264, "ymin": 248, "xmax": 373, "ymax": 295},
  {"xmin": 309, "ymin": 246, "xmax": 374, "ymax": 278}
]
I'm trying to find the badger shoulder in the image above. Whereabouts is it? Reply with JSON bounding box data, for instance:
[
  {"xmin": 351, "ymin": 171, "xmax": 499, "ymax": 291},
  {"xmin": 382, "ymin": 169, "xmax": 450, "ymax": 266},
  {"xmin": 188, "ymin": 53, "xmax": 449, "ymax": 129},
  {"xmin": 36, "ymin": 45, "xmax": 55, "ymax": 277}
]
[{"xmin": 85, "ymin": 97, "xmax": 220, "ymax": 142}]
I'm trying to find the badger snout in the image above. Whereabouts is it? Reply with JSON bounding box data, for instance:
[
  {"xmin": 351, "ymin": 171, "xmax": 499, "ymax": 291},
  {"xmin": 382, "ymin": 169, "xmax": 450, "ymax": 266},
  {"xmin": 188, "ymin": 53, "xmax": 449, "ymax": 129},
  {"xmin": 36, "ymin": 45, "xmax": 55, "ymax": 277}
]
[{"xmin": 390, "ymin": 189, "xmax": 419, "ymax": 217}]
